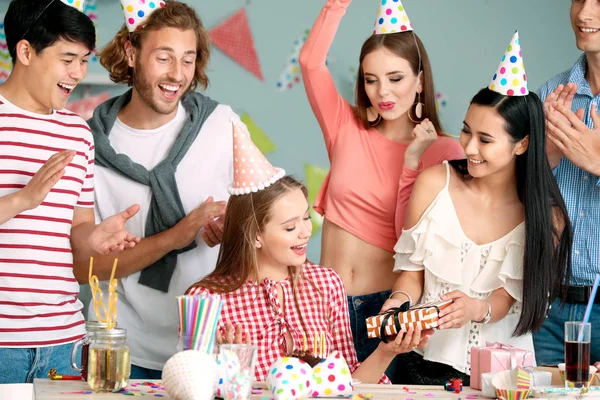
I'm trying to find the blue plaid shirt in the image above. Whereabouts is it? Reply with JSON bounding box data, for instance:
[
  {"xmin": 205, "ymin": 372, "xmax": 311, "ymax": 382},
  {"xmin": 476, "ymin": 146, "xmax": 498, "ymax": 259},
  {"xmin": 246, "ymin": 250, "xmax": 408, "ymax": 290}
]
[{"xmin": 538, "ymin": 54, "xmax": 600, "ymax": 286}]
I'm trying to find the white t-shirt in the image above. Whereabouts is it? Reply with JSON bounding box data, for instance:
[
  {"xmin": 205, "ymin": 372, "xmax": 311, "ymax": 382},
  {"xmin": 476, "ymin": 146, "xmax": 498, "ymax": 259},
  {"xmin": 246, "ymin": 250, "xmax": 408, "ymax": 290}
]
[{"xmin": 91, "ymin": 102, "xmax": 238, "ymax": 369}]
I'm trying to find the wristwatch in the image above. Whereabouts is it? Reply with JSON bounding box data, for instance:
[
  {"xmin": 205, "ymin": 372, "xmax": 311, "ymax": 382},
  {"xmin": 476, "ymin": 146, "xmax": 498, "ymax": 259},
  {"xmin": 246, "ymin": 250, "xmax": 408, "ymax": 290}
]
[{"xmin": 478, "ymin": 301, "xmax": 492, "ymax": 324}]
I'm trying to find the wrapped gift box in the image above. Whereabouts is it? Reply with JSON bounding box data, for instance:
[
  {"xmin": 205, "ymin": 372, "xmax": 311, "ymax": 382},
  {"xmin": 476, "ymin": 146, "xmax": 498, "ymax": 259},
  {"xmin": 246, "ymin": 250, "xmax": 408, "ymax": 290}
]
[
  {"xmin": 470, "ymin": 342, "xmax": 535, "ymax": 390},
  {"xmin": 365, "ymin": 299, "xmax": 452, "ymax": 340}
]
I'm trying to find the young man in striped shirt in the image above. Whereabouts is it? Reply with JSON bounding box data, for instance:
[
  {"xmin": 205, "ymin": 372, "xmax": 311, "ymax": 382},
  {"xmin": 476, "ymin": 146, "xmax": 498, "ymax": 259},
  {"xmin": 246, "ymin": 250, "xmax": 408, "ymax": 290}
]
[
  {"xmin": 534, "ymin": 0, "xmax": 600, "ymax": 367},
  {"xmin": 0, "ymin": 0, "xmax": 141, "ymax": 384}
]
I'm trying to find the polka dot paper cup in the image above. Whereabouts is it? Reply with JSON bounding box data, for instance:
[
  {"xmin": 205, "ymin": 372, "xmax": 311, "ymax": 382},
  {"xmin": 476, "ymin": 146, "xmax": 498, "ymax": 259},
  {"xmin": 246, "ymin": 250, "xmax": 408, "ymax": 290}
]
[{"xmin": 266, "ymin": 357, "xmax": 316, "ymax": 400}]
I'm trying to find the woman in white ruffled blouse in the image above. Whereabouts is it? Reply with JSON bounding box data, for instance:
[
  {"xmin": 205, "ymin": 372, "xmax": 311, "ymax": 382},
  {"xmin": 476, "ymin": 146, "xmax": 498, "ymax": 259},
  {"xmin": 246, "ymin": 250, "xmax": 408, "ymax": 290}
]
[{"xmin": 382, "ymin": 87, "xmax": 573, "ymax": 385}]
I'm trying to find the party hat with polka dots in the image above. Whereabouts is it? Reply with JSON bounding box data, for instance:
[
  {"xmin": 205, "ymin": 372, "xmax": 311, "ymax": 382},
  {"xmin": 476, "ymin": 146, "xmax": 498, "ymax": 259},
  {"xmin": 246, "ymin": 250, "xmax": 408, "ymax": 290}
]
[
  {"xmin": 229, "ymin": 119, "xmax": 285, "ymax": 196},
  {"xmin": 120, "ymin": 0, "xmax": 166, "ymax": 32},
  {"xmin": 488, "ymin": 31, "xmax": 528, "ymax": 96},
  {"xmin": 60, "ymin": 0, "xmax": 84, "ymax": 12},
  {"xmin": 373, "ymin": 0, "xmax": 413, "ymax": 35}
]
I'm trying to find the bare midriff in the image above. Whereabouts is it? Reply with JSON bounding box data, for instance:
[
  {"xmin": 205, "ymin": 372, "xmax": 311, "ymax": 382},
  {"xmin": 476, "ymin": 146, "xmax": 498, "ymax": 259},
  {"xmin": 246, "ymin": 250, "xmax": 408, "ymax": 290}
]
[{"xmin": 320, "ymin": 218, "xmax": 397, "ymax": 296}]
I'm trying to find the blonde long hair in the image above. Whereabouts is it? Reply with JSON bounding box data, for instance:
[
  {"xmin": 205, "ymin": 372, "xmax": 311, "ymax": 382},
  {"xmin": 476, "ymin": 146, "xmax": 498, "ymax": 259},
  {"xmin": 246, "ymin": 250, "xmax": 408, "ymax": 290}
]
[
  {"xmin": 192, "ymin": 176, "xmax": 323, "ymax": 339},
  {"xmin": 197, "ymin": 176, "xmax": 309, "ymax": 293}
]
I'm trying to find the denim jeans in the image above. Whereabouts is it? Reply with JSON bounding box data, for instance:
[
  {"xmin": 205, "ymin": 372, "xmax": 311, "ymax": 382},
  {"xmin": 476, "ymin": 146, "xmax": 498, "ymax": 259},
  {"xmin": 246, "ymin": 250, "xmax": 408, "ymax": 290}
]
[
  {"xmin": 533, "ymin": 299, "xmax": 600, "ymax": 366},
  {"xmin": 0, "ymin": 342, "xmax": 77, "ymax": 384},
  {"xmin": 348, "ymin": 290, "xmax": 400, "ymax": 382},
  {"xmin": 130, "ymin": 364, "xmax": 162, "ymax": 379}
]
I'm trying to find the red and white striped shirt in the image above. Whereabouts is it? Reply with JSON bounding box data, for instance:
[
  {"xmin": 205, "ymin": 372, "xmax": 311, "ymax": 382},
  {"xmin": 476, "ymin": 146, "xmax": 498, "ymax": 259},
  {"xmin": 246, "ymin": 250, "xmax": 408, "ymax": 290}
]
[
  {"xmin": 0, "ymin": 94, "xmax": 94, "ymax": 347},
  {"xmin": 187, "ymin": 263, "xmax": 389, "ymax": 383}
]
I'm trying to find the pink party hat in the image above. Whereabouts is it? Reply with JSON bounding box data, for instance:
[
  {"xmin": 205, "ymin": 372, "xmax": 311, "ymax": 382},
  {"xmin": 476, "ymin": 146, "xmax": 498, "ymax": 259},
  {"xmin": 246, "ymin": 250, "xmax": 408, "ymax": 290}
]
[
  {"xmin": 489, "ymin": 31, "xmax": 529, "ymax": 96},
  {"xmin": 229, "ymin": 120, "xmax": 285, "ymax": 195},
  {"xmin": 373, "ymin": 0, "xmax": 413, "ymax": 35},
  {"xmin": 61, "ymin": 0, "xmax": 84, "ymax": 12},
  {"xmin": 120, "ymin": 0, "xmax": 166, "ymax": 32}
]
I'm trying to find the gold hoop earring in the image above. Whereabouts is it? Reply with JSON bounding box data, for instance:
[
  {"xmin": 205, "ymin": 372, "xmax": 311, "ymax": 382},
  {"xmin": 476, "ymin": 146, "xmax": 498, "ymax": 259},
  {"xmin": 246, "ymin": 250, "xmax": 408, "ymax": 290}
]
[
  {"xmin": 367, "ymin": 107, "xmax": 382, "ymax": 127},
  {"xmin": 408, "ymin": 92, "xmax": 425, "ymax": 124}
]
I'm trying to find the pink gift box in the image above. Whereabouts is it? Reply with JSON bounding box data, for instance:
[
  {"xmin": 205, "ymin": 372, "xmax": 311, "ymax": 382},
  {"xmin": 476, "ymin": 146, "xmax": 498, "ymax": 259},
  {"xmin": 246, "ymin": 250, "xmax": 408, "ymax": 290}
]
[{"xmin": 470, "ymin": 342, "xmax": 534, "ymax": 390}]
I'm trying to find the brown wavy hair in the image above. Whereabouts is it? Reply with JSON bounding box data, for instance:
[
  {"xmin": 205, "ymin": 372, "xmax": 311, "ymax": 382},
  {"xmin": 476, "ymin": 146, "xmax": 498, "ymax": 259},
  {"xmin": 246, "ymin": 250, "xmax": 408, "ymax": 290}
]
[
  {"xmin": 99, "ymin": 0, "xmax": 210, "ymax": 91},
  {"xmin": 193, "ymin": 176, "xmax": 310, "ymax": 294},
  {"xmin": 355, "ymin": 32, "xmax": 443, "ymax": 133}
]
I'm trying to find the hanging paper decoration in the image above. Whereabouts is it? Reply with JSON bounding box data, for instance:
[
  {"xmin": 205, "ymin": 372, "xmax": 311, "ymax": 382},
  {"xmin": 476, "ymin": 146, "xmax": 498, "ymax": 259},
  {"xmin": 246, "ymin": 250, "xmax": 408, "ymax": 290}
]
[
  {"xmin": 276, "ymin": 29, "xmax": 330, "ymax": 92},
  {"xmin": 304, "ymin": 164, "xmax": 328, "ymax": 233},
  {"xmin": 0, "ymin": 15, "xmax": 12, "ymax": 84},
  {"xmin": 276, "ymin": 29, "xmax": 309, "ymax": 91},
  {"xmin": 83, "ymin": 0, "xmax": 99, "ymax": 63},
  {"xmin": 435, "ymin": 92, "xmax": 448, "ymax": 109},
  {"xmin": 66, "ymin": 92, "xmax": 110, "ymax": 120},
  {"xmin": 240, "ymin": 112, "xmax": 276, "ymax": 154},
  {"xmin": 209, "ymin": 8, "xmax": 263, "ymax": 81}
]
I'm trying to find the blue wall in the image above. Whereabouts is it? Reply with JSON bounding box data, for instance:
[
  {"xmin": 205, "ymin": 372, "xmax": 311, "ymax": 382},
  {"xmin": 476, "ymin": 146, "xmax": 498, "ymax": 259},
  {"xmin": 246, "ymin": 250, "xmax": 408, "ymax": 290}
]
[{"xmin": 0, "ymin": 0, "xmax": 582, "ymax": 263}]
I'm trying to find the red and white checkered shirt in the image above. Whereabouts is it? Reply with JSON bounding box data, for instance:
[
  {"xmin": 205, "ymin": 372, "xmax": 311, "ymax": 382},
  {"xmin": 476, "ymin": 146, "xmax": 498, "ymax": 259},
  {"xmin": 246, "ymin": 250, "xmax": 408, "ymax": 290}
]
[{"xmin": 187, "ymin": 263, "xmax": 389, "ymax": 383}]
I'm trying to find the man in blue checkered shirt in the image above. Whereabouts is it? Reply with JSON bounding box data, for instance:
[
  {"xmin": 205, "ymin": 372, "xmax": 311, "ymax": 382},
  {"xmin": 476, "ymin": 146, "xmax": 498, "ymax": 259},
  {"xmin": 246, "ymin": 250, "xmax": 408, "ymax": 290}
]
[{"xmin": 533, "ymin": 0, "xmax": 600, "ymax": 366}]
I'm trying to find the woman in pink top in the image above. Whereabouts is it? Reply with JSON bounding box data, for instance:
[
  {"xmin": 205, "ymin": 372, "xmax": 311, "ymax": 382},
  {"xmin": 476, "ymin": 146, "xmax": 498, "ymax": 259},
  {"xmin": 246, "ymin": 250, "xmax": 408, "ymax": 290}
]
[{"xmin": 299, "ymin": 0, "xmax": 464, "ymax": 379}]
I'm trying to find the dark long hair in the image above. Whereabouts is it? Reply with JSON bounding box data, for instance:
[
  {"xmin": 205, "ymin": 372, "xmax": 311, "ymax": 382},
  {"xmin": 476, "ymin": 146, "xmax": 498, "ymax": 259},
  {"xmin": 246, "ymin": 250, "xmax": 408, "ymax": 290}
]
[
  {"xmin": 354, "ymin": 32, "xmax": 443, "ymax": 133},
  {"xmin": 450, "ymin": 87, "xmax": 572, "ymax": 335},
  {"xmin": 5, "ymin": 0, "xmax": 96, "ymax": 63}
]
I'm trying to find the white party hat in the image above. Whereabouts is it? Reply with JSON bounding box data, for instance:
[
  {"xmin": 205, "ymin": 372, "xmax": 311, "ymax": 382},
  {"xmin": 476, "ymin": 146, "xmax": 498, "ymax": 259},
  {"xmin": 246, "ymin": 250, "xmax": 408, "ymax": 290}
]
[
  {"xmin": 60, "ymin": 0, "xmax": 85, "ymax": 12},
  {"xmin": 373, "ymin": 0, "xmax": 413, "ymax": 35},
  {"xmin": 488, "ymin": 31, "xmax": 529, "ymax": 96},
  {"xmin": 120, "ymin": 0, "xmax": 166, "ymax": 32}
]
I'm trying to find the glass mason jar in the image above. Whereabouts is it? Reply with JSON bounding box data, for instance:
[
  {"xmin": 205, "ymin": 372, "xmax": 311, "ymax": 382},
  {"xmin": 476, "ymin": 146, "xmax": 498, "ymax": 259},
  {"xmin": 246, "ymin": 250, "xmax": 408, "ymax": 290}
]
[
  {"xmin": 70, "ymin": 321, "xmax": 111, "ymax": 380},
  {"xmin": 86, "ymin": 328, "xmax": 131, "ymax": 392}
]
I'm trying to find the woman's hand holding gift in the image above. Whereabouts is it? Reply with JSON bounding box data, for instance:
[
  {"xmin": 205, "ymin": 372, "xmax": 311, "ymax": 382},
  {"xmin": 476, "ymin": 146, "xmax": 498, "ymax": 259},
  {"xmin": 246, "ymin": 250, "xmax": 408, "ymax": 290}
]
[{"xmin": 438, "ymin": 290, "xmax": 488, "ymax": 330}]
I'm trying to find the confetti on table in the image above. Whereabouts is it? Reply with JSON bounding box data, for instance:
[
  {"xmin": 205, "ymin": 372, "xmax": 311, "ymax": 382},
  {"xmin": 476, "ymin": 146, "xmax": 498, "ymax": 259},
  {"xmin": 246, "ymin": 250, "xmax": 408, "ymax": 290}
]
[{"xmin": 60, "ymin": 391, "xmax": 92, "ymax": 395}]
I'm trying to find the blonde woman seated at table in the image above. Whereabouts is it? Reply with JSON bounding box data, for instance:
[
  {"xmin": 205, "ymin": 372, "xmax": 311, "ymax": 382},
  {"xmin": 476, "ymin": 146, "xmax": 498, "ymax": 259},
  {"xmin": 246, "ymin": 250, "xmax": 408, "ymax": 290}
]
[
  {"xmin": 381, "ymin": 34, "xmax": 572, "ymax": 386},
  {"xmin": 187, "ymin": 124, "xmax": 431, "ymax": 383}
]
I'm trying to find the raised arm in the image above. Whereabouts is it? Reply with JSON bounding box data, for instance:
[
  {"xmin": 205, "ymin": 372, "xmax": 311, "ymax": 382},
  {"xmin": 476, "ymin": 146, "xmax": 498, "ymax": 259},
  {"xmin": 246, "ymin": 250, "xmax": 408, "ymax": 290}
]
[
  {"xmin": 0, "ymin": 150, "xmax": 75, "ymax": 225},
  {"xmin": 299, "ymin": 0, "xmax": 354, "ymax": 152}
]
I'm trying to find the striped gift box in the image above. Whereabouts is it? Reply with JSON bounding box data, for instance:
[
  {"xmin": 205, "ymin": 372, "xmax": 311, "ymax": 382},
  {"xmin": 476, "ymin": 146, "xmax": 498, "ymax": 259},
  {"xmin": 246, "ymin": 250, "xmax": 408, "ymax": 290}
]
[{"xmin": 366, "ymin": 300, "xmax": 453, "ymax": 339}]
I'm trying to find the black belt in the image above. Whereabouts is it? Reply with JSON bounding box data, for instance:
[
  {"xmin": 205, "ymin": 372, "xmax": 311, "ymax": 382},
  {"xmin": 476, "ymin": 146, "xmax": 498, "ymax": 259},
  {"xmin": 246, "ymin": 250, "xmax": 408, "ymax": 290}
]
[{"xmin": 566, "ymin": 286, "xmax": 600, "ymax": 304}]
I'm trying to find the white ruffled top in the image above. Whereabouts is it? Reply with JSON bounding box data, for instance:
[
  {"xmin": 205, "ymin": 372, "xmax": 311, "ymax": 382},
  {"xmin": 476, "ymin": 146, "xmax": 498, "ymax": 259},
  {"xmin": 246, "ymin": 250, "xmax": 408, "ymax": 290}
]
[{"xmin": 393, "ymin": 161, "xmax": 534, "ymax": 374}]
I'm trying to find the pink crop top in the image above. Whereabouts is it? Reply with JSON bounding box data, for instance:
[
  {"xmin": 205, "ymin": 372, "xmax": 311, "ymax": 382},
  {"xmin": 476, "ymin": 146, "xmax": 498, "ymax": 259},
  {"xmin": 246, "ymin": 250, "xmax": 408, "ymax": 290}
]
[{"xmin": 299, "ymin": 0, "xmax": 465, "ymax": 252}]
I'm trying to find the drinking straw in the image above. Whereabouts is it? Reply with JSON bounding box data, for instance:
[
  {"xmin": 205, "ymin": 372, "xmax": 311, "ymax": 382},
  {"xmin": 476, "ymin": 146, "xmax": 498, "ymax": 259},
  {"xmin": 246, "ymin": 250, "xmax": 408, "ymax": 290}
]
[
  {"xmin": 176, "ymin": 294, "xmax": 223, "ymax": 353},
  {"xmin": 189, "ymin": 296, "xmax": 199, "ymax": 350},
  {"xmin": 203, "ymin": 295, "xmax": 221, "ymax": 353},
  {"xmin": 207, "ymin": 301, "xmax": 223, "ymax": 354},
  {"xmin": 192, "ymin": 296, "xmax": 206, "ymax": 351},
  {"xmin": 578, "ymin": 273, "xmax": 600, "ymax": 342}
]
